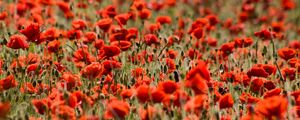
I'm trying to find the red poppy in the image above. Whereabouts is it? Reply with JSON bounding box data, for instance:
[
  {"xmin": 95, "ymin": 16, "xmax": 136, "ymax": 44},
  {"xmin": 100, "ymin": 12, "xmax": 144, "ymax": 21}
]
[
  {"xmin": 186, "ymin": 60, "xmax": 210, "ymax": 82},
  {"xmin": 144, "ymin": 34, "xmax": 160, "ymax": 45},
  {"xmin": 289, "ymin": 40, "xmax": 300, "ymax": 49},
  {"xmin": 254, "ymin": 29, "xmax": 274, "ymax": 40},
  {"xmin": 158, "ymin": 80, "xmax": 178, "ymax": 94},
  {"xmin": 66, "ymin": 29, "xmax": 83, "ymax": 40},
  {"xmin": 104, "ymin": 99, "xmax": 130, "ymax": 119},
  {"xmin": 32, "ymin": 99, "xmax": 48, "ymax": 115},
  {"xmin": 94, "ymin": 39, "xmax": 105, "ymax": 49},
  {"xmin": 247, "ymin": 65, "xmax": 269, "ymax": 78},
  {"xmin": 184, "ymin": 95, "xmax": 207, "ymax": 114},
  {"xmin": 150, "ymin": 88, "xmax": 166, "ymax": 103},
  {"xmin": 72, "ymin": 19, "xmax": 87, "ymax": 30},
  {"xmin": 114, "ymin": 13, "xmax": 130, "ymax": 27},
  {"xmin": 250, "ymin": 78, "xmax": 264, "ymax": 92},
  {"xmin": 0, "ymin": 75, "xmax": 18, "ymax": 91},
  {"xmin": 138, "ymin": 9, "xmax": 151, "ymax": 20},
  {"xmin": 95, "ymin": 18, "xmax": 113, "ymax": 32},
  {"xmin": 60, "ymin": 73, "xmax": 82, "ymax": 90},
  {"xmin": 81, "ymin": 62, "xmax": 103, "ymax": 80},
  {"xmin": 99, "ymin": 5, "xmax": 117, "ymax": 18},
  {"xmin": 220, "ymin": 42, "xmax": 235, "ymax": 55},
  {"xmin": 98, "ymin": 46, "xmax": 121, "ymax": 60},
  {"xmin": 136, "ymin": 84, "xmax": 150, "ymax": 103},
  {"xmin": 278, "ymin": 47, "xmax": 296, "ymax": 61},
  {"xmin": 165, "ymin": 58, "xmax": 176, "ymax": 73},
  {"xmin": 51, "ymin": 105, "xmax": 76, "ymax": 120},
  {"xmin": 121, "ymin": 89, "xmax": 134, "ymax": 99},
  {"xmin": 281, "ymin": 67, "xmax": 296, "ymax": 81},
  {"xmin": 102, "ymin": 60, "xmax": 122, "ymax": 75},
  {"xmin": 185, "ymin": 74, "xmax": 208, "ymax": 95},
  {"xmin": 191, "ymin": 27, "xmax": 204, "ymax": 39},
  {"xmin": 0, "ymin": 11, "xmax": 7, "ymax": 20},
  {"xmin": 20, "ymin": 23, "xmax": 42, "ymax": 43},
  {"xmin": 264, "ymin": 88, "xmax": 281, "ymax": 98},
  {"xmin": 156, "ymin": 16, "xmax": 172, "ymax": 25},
  {"xmin": 255, "ymin": 96, "xmax": 288, "ymax": 119},
  {"xmin": 239, "ymin": 92, "xmax": 260, "ymax": 104},
  {"xmin": 83, "ymin": 32, "xmax": 97, "ymax": 44},
  {"xmin": 139, "ymin": 106, "xmax": 156, "ymax": 120},
  {"xmin": 7, "ymin": 34, "xmax": 29, "ymax": 49},
  {"xmin": 234, "ymin": 37, "xmax": 253, "ymax": 48},
  {"xmin": 219, "ymin": 93, "xmax": 234, "ymax": 109},
  {"xmin": 0, "ymin": 102, "xmax": 10, "ymax": 118},
  {"xmin": 111, "ymin": 41, "xmax": 132, "ymax": 51},
  {"xmin": 47, "ymin": 40, "xmax": 60, "ymax": 53}
]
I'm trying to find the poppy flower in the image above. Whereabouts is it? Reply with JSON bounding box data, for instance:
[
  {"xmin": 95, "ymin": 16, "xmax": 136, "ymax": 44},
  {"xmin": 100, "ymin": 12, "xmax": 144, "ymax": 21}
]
[
  {"xmin": 144, "ymin": 34, "xmax": 159, "ymax": 45},
  {"xmin": 158, "ymin": 80, "xmax": 178, "ymax": 94},
  {"xmin": 93, "ymin": 39, "xmax": 104, "ymax": 48},
  {"xmin": 255, "ymin": 96, "xmax": 288, "ymax": 119},
  {"xmin": 289, "ymin": 40, "xmax": 300, "ymax": 49},
  {"xmin": 39, "ymin": 27, "xmax": 60, "ymax": 42},
  {"xmin": 250, "ymin": 78, "xmax": 264, "ymax": 92},
  {"xmin": 0, "ymin": 11, "xmax": 7, "ymax": 20},
  {"xmin": 95, "ymin": 18, "xmax": 113, "ymax": 32},
  {"xmin": 239, "ymin": 92, "xmax": 260, "ymax": 104},
  {"xmin": 72, "ymin": 19, "xmax": 87, "ymax": 30},
  {"xmin": 66, "ymin": 29, "xmax": 83, "ymax": 40},
  {"xmin": 191, "ymin": 27, "xmax": 204, "ymax": 39},
  {"xmin": 254, "ymin": 29, "xmax": 275, "ymax": 40},
  {"xmin": 156, "ymin": 16, "xmax": 172, "ymax": 25},
  {"xmin": 147, "ymin": 23, "xmax": 161, "ymax": 33},
  {"xmin": 0, "ymin": 75, "xmax": 18, "ymax": 91},
  {"xmin": 83, "ymin": 32, "xmax": 97, "ymax": 44},
  {"xmin": 20, "ymin": 23, "xmax": 42, "ymax": 43},
  {"xmin": 56, "ymin": 1, "xmax": 74, "ymax": 18},
  {"xmin": 185, "ymin": 74, "xmax": 208, "ymax": 95},
  {"xmin": 104, "ymin": 100, "xmax": 130, "ymax": 119},
  {"xmin": 98, "ymin": 45, "xmax": 121, "ymax": 59},
  {"xmin": 20, "ymin": 82, "xmax": 38, "ymax": 94},
  {"xmin": 138, "ymin": 9, "xmax": 151, "ymax": 20},
  {"xmin": 111, "ymin": 41, "xmax": 132, "ymax": 51},
  {"xmin": 0, "ymin": 102, "xmax": 10, "ymax": 118},
  {"xmin": 99, "ymin": 5, "xmax": 117, "ymax": 18},
  {"xmin": 114, "ymin": 13, "xmax": 130, "ymax": 27},
  {"xmin": 7, "ymin": 34, "xmax": 29, "ymax": 49},
  {"xmin": 32, "ymin": 99, "xmax": 48, "ymax": 115},
  {"xmin": 139, "ymin": 106, "xmax": 156, "ymax": 120},
  {"xmin": 165, "ymin": 58, "xmax": 176, "ymax": 73},
  {"xmin": 186, "ymin": 60, "xmax": 210, "ymax": 82},
  {"xmin": 81, "ymin": 62, "xmax": 103, "ymax": 80},
  {"xmin": 73, "ymin": 48, "xmax": 96, "ymax": 66},
  {"xmin": 150, "ymin": 88, "xmax": 166, "ymax": 103},
  {"xmin": 234, "ymin": 37, "xmax": 253, "ymax": 48},
  {"xmin": 60, "ymin": 73, "xmax": 82, "ymax": 90},
  {"xmin": 184, "ymin": 95, "xmax": 207, "ymax": 114},
  {"xmin": 47, "ymin": 40, "xmax": 60, "ymax": 53},
  {"xmin": 136, "ymin": 84, "xmax": 150, "ymax": 103},
  {"xmin": 263, "ymin": 88, "xmax": 281, "ymax": 98},
  {"xmin": 121, "ymin": 89, "xmax": 134, "ymax": 99},
  {"xmin": 278, "ymin": 47, "xmax": 296, "ymax": 61},
  {"xmin": 247, "ymin": 65, "xmax": 269, "ymax": 78},
  {"xmin": 220, "ymin": 42, "xmax": 235, "ymax": 55},
  {"xmin": 102, "ymin": 60, "xmax": 122, "ymax": 74},
  {"xmin": 51, "ymin": 105, "xmax": 76, "ymax": 120},
  {"xmin": 219, "ymin": 93, "xmax": 234, "ymax": 109},
  {"xmin": 131, "ymin": 67, "xmax": 145, "ymax": 78},
  {"xmin": 281, "ymin": 67, "xmax": 296, "ymax": 81}
]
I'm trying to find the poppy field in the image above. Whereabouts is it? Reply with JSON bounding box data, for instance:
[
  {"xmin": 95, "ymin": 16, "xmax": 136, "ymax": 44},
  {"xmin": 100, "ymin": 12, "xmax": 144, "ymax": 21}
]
[{"xmin": 1, "ymin": 0, "xmax": 300, "ymax": 119}]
